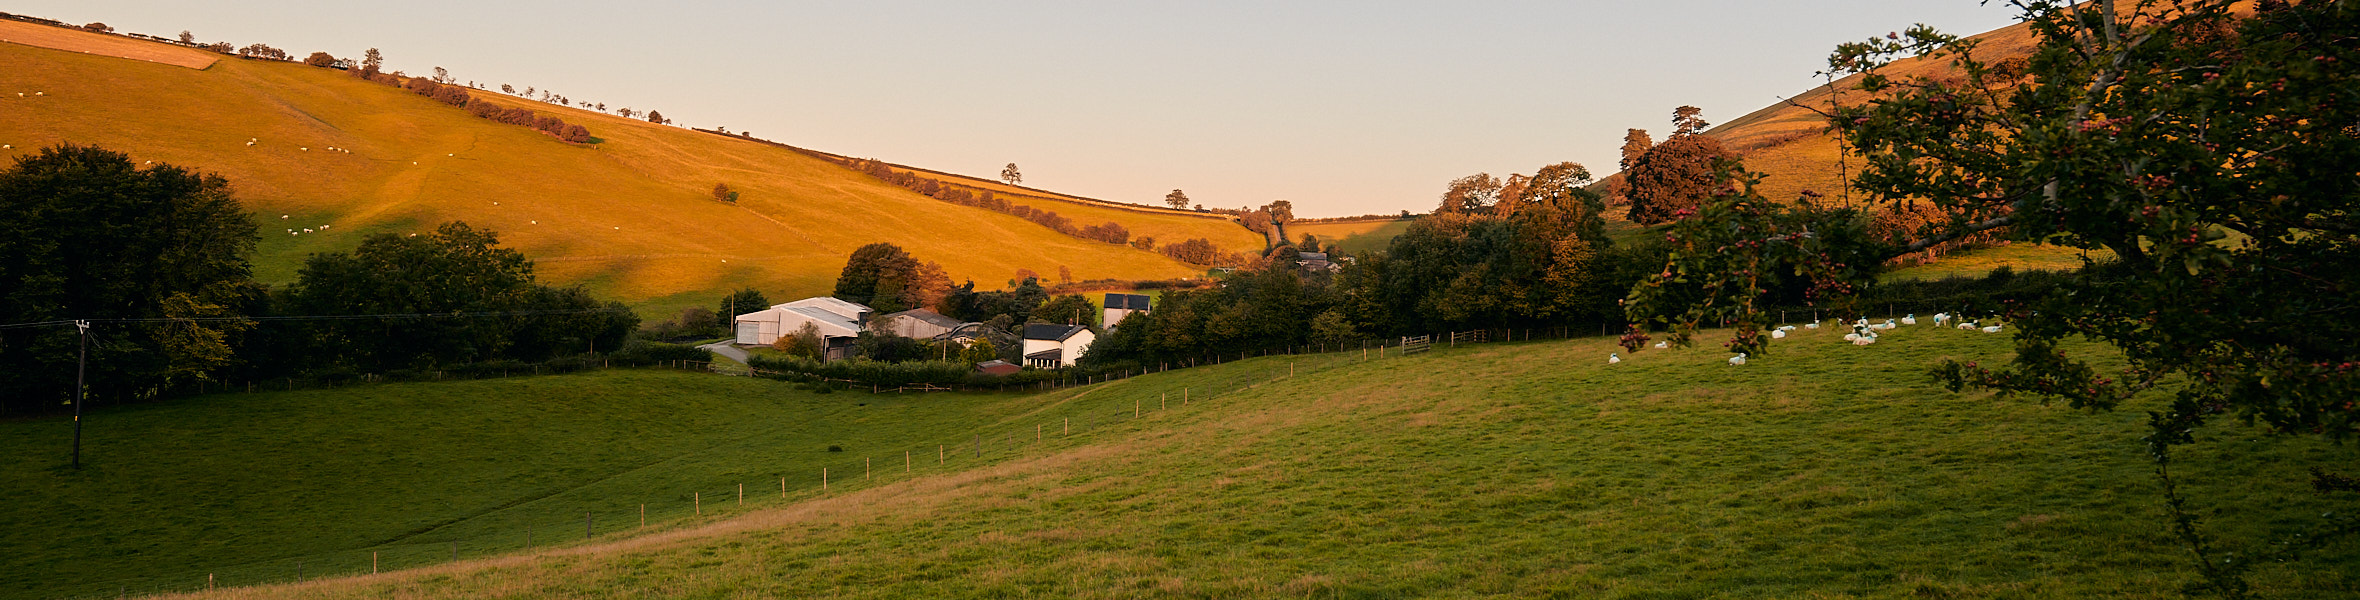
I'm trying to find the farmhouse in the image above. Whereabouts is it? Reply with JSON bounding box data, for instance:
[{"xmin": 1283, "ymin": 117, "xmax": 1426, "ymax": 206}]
[
  {"xmin": 1296, "ymin": 252, "xmax": 1340, "ymax": 273},
  {"xmin": 1102, "ymin": 293, "xmax": 1152, "ymax": 329},
  {"xmin": 733, "ymin": 297, "xmax": 871, "ymax": 359},
  {"xmin": 1021, "ymin": 323, "xmax": 1094, "ymax": 369}
]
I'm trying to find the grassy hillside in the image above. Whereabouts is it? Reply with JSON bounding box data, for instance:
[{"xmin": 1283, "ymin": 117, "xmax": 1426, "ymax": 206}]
[
  {"xmin": 0, "ymin": 26, "xmax": 1206, "ymax": 319},
  {"xmin": 1293, "ymin": 218, "xmax": 1415, "ymax": 254},
  {"xmin": 10, "ymin": 328, "xmax": 2350, "ymax": 598},
  {"xmin": 866, "ymin": 161, "xmax": 1271, "ymax": 255}
]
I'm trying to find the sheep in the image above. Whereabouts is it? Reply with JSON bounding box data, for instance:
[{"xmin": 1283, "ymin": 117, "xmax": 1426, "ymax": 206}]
[
  {"xmin": 1728, "ymin": 353, "xmax": 1748, "ymax": 366},
  {"xmin": 1901, "ymin": 314, "xmax": 1917, "ymax": 325},
  {"xmin": 1805, "ymin": 322, "xmax": 1820, "ymax": 329},
  {"xmin": 1853, "ymin": 335, "xmax": 1878, "ymax": 346},
  {"xmin": 300, "ymin": 147, "xmax": 308, "ymax": 151},
  {"xmin": 1653, "ymin": 341, "xmax": 1669, "ymax": 349},
  {"xmin": 2, "ymin": 144, "xmax": 11, "ymax": 149},
  {"xmin": 1958, "ymin": 320, "xmax": 1979, "ymax": 330},
  {"xmin": 1933, "ymin": 312, "xmax": 1952, "ymax": 327},
  {"xmin": 1844, "ymin": 332, "xmax": 1861, "ymax": 342},
  {"xmin": 245, "ymin": 141, "xmax": 255, "ymax": 146},
  {"xmin": 303, "ymin": 228, "xmax": 313, "ymax": 233},
  {"xmin": 1608, "ymin": 353, "xmax": 1621, "ymax": 365},
  {"xmin": 530, "ymin": 220, "xmax": 538, "ymax": 225},
  {"xmin": 1982, "ymin": 325, "xmax": 2004, "ymax": 333},
  {"xmin": 1779, "ymin": 325, "xmax": 1798, "ymax": 331},
  {"xmin": 1771, "ymin": 329, "xmax": 1786, "ymax": 339},
  {"xmin": 281, "ymin": 215, "xmax": 289, "ymax": 219}
]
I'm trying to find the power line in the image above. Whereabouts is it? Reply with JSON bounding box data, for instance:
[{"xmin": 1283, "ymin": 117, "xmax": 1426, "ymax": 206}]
[{"xmin": 0, "ymin": 307, "xmax": 635, "ymax": 331}]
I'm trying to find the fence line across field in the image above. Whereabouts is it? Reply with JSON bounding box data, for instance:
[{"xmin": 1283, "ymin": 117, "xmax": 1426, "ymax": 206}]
[{"xmin": 43, "ymin": 315, "xmax": 1986, "ymax": 598}]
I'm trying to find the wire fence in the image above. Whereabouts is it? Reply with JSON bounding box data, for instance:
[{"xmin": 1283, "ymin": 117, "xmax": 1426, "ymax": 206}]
[{"xmin": 32, "ymin": 314, "xmax": 1996, "ymax": 599}]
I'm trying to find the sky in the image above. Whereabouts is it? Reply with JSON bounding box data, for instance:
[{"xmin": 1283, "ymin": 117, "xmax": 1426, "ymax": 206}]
[{"xmin": 14, "ymin": 1, "xmax": 2021, "ymax": 217}]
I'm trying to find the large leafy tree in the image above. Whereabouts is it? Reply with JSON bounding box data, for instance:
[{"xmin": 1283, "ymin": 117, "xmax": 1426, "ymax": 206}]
[
  {"xmin": 0, "ymin": 145, "xmax": 259, "ymax": 412},
  {"xmin": 1624, "ymin": 1, "xmax": 2359, "ymax": 591},
  {"xmin": 283, "ymin": 222, "xmax": 630, "ymax": 370},
  {"xmin": 1622, "ymin": 106, "xmax": 1739, "ymax": 225}
]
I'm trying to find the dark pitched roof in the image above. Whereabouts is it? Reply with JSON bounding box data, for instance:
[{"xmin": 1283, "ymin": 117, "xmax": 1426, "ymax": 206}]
[
  {"xmin": 1024, "ymin": 348, "xmax": 1064, "ymax": 361},
  {"xmin": 1023, "ymin": 323, "xmax": 1088, "ymax": 341},
  {"xmin": 1297, "ymin": 252, "xmax": 1329, "ymax": 262},
  {"xmin": 1103, "ymin": 293, "xmax": 1152, "ymax": 310}
]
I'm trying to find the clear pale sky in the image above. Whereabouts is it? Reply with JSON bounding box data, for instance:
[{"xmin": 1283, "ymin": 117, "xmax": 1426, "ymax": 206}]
[{"xmin": 17, "ymin": 1, "xmax": 2019, "ymax": 217}]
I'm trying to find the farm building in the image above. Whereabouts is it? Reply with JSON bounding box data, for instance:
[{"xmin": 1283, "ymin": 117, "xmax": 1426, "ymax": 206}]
[
  {"xmin": 733, "ymin": 297, "xmax": 871, "ymax": 359},
  {"xmin": 1021, "ymin": 323, "xmax": 1095, "ymax": 369},
  {"xmin": 875, "ymin": 308, "xmax": 965, "ymax": 340},
  {"xmin": 1102, "ymin": 293, "xmax": 1152, "ymax": 329},
  {"xmin": 1296, "ymin": 252, "xmax": 1340, "ymax": 272},
  {"xmin": 973, "ymin": 359, "xmax": 1020, "ymax": 377}
]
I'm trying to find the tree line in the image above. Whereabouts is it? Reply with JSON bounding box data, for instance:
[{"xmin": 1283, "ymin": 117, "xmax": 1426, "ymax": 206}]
[
  {"xmin": 0, "ymin": 145, "xmax": 646, "ymax": 414},
  {"xmin": 829, "ymin": 157, "xmax": 1156, "ymax": 248}
]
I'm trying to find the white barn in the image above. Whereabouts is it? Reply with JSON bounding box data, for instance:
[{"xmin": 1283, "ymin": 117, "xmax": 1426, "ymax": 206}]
[
  {"xmin": 1021, "ymin": 323, "xmax": 1095, "ymax": 369},
  {"xmin": 733, "ymin": 297, "xmax": 871, "ymax": 351}
]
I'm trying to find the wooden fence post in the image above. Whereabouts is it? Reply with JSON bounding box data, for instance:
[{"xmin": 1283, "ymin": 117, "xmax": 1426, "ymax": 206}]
[
  {"xmin": 823, "ymin": 468, "xmax": 828, "ymax": 491},
  {"xmin": 695, "ymin": 492, "xmax": 701, "ymax": 514}
]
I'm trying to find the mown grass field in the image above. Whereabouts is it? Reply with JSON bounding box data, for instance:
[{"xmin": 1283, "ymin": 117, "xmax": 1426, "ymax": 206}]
[
  {"xmin": 0, "ymin": 27, "xmax": 1209, "ymax": 319},
  {"xmin": 8, "ymin": 325, "xmax": 2350, "ymax": 599}
]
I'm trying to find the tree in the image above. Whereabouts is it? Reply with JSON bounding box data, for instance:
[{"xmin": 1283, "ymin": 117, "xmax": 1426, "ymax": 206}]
[
  {"xmin": 958, "ymin": 337, "xmax": 999, "ymax": 364},
  {"xmin": 1031, "ymin": 294, "xmax": 1098, "ymax": 328},
  {"xmin": 361, "ymin": 48, "xmax": 382, "ymax": 73},
  {"xmin": 717, "ymin": 288, "xmax": 769, "ymax": 329},
  {"xmin": 432, "ymin": 66, "xmax": 450, "ymax": 84},
  {"xmin": 1299, "ymin": 234, "xmax": 1321, "ymax": 253},
  {"xmin": 1000, "ymin": 163, "xmax": 1022, "ymax": 186},
  {"xmin": 833, "ymin": 243, "xmax": 920, "ymax": 312},
  {"xmin": 646, "ymin": 110, "xmax": 664, "ymax": 124},
  {"xmin": 1057, "ymin": 265, "xmax": 1074, "ymax": 285},
  {"xmin": 711, "ymin": 183, "xmax": 738, "ymax": 203},
  {"xmin": 82, "ymin": 22, "xmax": 111, "ymax": 33},
  {"xmin": 1013, "ymin": 268, "xmax": 1038, "ymax": 286},
  {"xmin": 284, "ymin": 222, "xmax": 614, "ymax": 370},
  {"xmin": 1618, "ymin": 128, "xmax": 1653, "ymax": 171},
  {"xmin": 1165, "ymin": 189, "xmax": 1191, "ymax": 209},
  {"xmin": 303, "ymin": 52, "xmax": 336, "ymax": 68},
  {"xmin": 772, "ymin": 322, "xmax": 824, "ymax": 359},
  {"xmin": 1262, "ymin": 200, "xmax": 1295, "ymax": 248},
  {"xmin": 1437, "ymin": 173, "xmax": 1504, "ymax": 214},
  {"xmin": 1622, "ymin": 107, "xmax": 1737, "ymax": 224},
  {"xmin": 0, "ymin": 145, "xmax": 259, "ymax": 412},
  {"xmin": 177, "ymin": 30, "xmax": 194, "ymax": 44},
  {"xmin": 1625, "ymin": 2, "xmax": 2360, "ymax": 591},
  {"xmin": 500, "ymin": 84, "xmax": 515, "ymax": 94}
]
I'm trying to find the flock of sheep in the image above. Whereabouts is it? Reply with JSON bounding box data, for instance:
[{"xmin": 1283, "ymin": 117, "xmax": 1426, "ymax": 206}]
[
  {"xmin": 1607, "ymin": 312, "xmax": 2007, "ymax": 366},
  {"xmin": 1, "ymin": 92, "xmax": 40, "ymax": 150}
]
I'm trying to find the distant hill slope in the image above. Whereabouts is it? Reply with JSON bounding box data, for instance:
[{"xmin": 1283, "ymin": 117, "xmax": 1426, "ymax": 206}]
[
  {"xmin": 0, "ymin": 24, "xmax": 1206, "ymax": 318},
  {"xmin": 1703, "ymin": 15, "xmax": 2046, "ymax": 203}
]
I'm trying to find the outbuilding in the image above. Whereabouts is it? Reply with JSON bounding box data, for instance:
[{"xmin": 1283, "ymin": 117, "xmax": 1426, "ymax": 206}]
[{"xmin": 1020, "ymin": 323, "xmax": 1095, "ymax": 369}]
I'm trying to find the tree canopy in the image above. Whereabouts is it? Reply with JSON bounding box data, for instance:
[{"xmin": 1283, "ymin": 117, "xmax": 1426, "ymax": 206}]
[
  {"xmin": 1622, "ymin": 1, "xmax": 2360, "ymax": 590},
  {"xmin": 0, "ymin": 145, "xmax": 259, "ymax": 412}
]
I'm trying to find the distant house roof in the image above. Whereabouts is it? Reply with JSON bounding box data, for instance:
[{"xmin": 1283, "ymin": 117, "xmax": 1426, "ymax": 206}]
[
  {"xmin": 1297, "ymin": 252, "xmax": 1329, "ymax": 262},
  {"xmin": 1024, "ymin": 323, "xmax": 1089, "ymax": 342},
  {"xmin": 1103, "ymin": 293, "xmax": 1152, "ymax": 311},
  {"xmin": 880, "ymin": 308, "xmax": 962, "ymax": 329}
]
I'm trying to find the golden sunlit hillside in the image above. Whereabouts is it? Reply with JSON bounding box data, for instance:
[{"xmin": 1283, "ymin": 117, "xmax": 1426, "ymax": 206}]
[{"xmin": 0, "ymin": 21, "xmax": 1213, "ymax": 317}]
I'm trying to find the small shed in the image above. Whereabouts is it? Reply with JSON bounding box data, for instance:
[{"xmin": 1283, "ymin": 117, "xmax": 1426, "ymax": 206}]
[{"xmin": 974, "ymin": 359, "xmax": 1020, "ymax": 377}]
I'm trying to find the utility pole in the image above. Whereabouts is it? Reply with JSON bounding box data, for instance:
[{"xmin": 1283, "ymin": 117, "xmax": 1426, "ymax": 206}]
[{"xmin": 72, "ymin": 320, "xmax": 88, "ymax": 469}]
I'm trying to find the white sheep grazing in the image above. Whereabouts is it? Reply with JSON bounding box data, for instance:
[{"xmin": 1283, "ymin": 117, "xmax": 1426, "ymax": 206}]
[
  {"xmin": 1982, "ymin": 325, "xmax": 2004, "ymax": 333},
  {"xmin": 2, "ymin": 145, "xmax": 11, "ymax": 149},
  {"xmin": 1933, "ymin": 312, "xmax": 1952, "ymax": 327},
  {"xmin": 1608, "ymin": 353, "xmax": 1621, "ymax": 365},
  {"xmin": 1805, "ymin": 322, "xmax": 1820, "ymax": 329},
  {"xmin": 1779, "ymin": 325, "xmax": 1798, "ymax": 331},
  {"xmin": 1901, "ymin": 314, "xmax": 1917, "ymax": 325},
  {"xmin": 289, "ymin": 231, "xmax": 298, "ymax": 236},
  {"xmin": 1958, "ymin": 320, "xmax": 1979, "ymax": 330},
  {"xmin": 1853, "ymin": 336, "xmax": 1878, "ymax": 346},
  {"xmin": 1653, "ymin": 341, "xmax": 1669, "ymax": 349},
  {"xmin": 245, "ymin": 141, "xmax": 254, "ymax": 146},
  {"xmin": 1728, "ymin": 353, "xmax": 1748, "ymax": 366},
  {"xmin": 281, "ymin": 215, "xmax": 289, "ymax": 219},
  {"xmin": 1771, "ymin": 329, "xmax": 1786, "ymax": 339},
  {"xmin": 303, "ymin": 228, "xmax": 313, "ymax": 233},
  {"xmin": 530, "ymin": 220, "xmax": 537, "ymax": 225},
  {"xmin": 1844, "ymin": 332, "xmax": 1861, "ymax": 342},
  {"xmin": 301, "ymin": 147, "xmax": 308, "ymax": 151}
]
